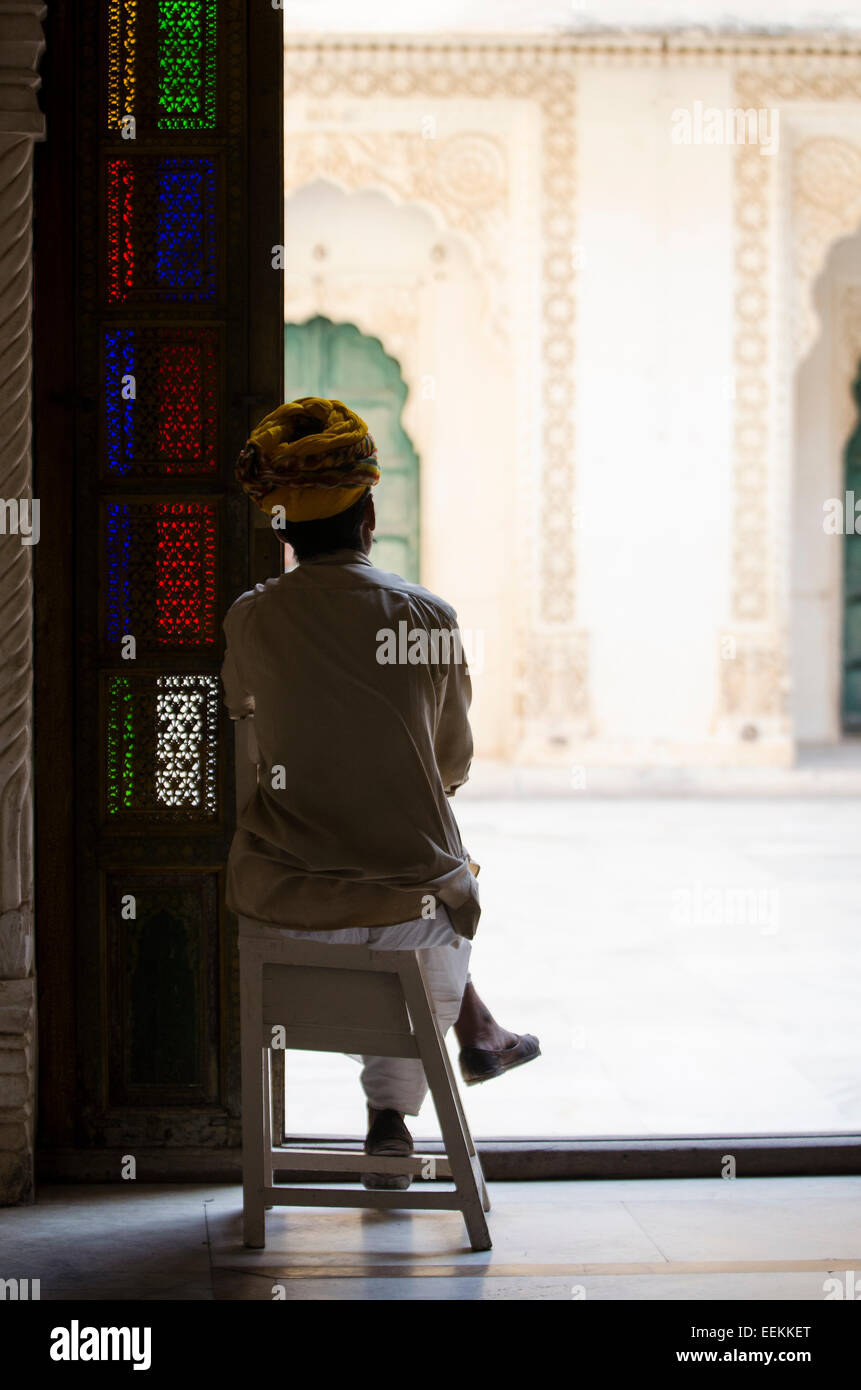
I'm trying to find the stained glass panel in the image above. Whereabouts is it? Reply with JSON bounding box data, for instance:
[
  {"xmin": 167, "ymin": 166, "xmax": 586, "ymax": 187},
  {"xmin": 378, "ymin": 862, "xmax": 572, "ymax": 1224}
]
[
  {"xmin": 107, "ymin": 0, "xmax": 217, "ymax": 134},
  {"xmin": 158, "ymin": 1, "xmax": 217, "ymax": 130},
  {"xmin": 105, "ymin": 500, "xmax": 217, "ymax": 647},
  {"xmin": 107, "ymin": 0, "xmax": 137, "ymax": 131},
  {"xmin": 106, "ymin": 159, "xmax": 135, "ymax": 302},
  {"xmin": 106, "ymin": 155, "xmax": 217, "ymax": 304},
  {"xmin": 155, "ymin": 504, "xmax": 217, "ymax": 643},
  {"xmin": 105, "ymin": 328, "xmax": 136, "ymax": 473},
  {"xmin": 105, "ymin": 327, "xmax": 218, "ymax": 475},
  {"xmin": 105, "ymin": 673, "xmax": 219, "ymax": 820},
  {"xmin": 106, "ymin": 675, "xmax": 135, "ymax": 814},
  {"xmin": 157, "ymin": 157, "xmax": 217, "ymax": 299}
]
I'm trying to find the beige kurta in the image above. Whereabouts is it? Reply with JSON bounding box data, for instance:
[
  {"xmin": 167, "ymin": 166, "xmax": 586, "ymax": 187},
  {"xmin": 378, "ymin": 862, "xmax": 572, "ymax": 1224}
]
[{"xmin": 221, "ymin": 548, "xmax": 480, "ymax": 938}]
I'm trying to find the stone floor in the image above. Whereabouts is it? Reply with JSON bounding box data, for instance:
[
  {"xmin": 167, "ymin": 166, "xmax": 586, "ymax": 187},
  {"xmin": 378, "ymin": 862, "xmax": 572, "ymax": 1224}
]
[
  {"xmin": 283, "ymin": 789, "xmax": 861, "ymax": 1139},
  {"xmin": 3, "ymin": 1177, "xmax": 859, "ymax": 1300}
]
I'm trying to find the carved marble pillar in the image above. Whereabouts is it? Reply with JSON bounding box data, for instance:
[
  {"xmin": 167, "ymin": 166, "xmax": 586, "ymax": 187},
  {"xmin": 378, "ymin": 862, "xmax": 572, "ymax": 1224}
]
[{"xmin": 0, "ymin": 1, "xmax": 46, "ymax": 1205}]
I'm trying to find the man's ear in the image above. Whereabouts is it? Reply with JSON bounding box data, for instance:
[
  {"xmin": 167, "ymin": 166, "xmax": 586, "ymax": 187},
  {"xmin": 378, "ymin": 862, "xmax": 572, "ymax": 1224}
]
[{"xmin": 358, "ymin": 493, "xmax": 376, "ymax": 554}]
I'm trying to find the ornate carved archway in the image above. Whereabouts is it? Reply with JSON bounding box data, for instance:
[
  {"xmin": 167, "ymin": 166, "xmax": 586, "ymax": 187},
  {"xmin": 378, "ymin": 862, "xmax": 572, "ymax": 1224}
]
[
  {"xmin": 284, "ymin": 179, "xmax": 481, "ymax": 492},
  {"xmin": 285, "ymin": 41, "xmax": 593, "ymax": 756}
]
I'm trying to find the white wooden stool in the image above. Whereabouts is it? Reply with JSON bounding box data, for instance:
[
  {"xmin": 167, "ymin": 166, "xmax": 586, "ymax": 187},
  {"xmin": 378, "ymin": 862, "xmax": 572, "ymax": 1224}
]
[{"xmin": 239, "ymin": 918, "xmax": 492, "ymax": 1251}]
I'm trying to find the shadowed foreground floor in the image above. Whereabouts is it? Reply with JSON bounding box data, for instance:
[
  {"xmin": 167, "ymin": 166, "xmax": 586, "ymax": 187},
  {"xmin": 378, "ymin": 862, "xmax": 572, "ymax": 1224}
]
[{"xmin": 5, "ymin": 1177, "xmax": 860, "ymax": 1300}]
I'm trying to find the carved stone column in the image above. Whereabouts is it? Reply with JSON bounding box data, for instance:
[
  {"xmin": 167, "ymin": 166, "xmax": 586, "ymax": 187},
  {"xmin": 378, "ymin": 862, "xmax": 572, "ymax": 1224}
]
[{"xmin": 0, "ymin": 1, "xmax": 46, "ymax": 1205}]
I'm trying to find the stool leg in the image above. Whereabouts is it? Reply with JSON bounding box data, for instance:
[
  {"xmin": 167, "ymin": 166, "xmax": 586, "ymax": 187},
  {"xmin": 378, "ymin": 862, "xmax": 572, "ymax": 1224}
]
[
  {"xmin": 411, "ymin": 957, "xmax": 492, "ymax": 1215},
  {"xmin": 271, "ymin": 1049, "xmax": 286, "ymax": 1146},
  {"xmin": 263, "ymin": 1049, "xmax": 274, "ymax": 1211},
  {"xmin": 479, "ymin": 1169, "xmax": 491, "ymax": 1214},
  {"xmin": 400, "ymin": 959, "xmax": 492, "ymax": 1252},
  {"xmin": 240, "ymin": 960, "xmax": 266, "ymax": 1249},
  {"xmin": 429, "ymin": 1035, "xmax": 492, "ymax": 1215}
]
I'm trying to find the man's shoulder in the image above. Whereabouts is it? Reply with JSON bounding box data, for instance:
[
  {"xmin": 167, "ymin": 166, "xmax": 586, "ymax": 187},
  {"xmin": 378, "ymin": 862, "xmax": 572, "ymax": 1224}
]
[
  {"xmin": 223, "ymin": 576, "xmax": 288, "ymax": 632},
  {"xmin": 365, "ymin": 563, "xmax": 459, "ymax": 625},
  {"xmin": 222, "ymin": 562, "xmax": 459, "ymax": 627}
]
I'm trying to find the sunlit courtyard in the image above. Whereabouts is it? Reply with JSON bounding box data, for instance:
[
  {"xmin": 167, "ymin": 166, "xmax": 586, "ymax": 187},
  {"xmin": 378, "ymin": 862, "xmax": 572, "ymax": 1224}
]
[{"xmin": 284, "ymin": 766, "xmax": 861, "ymax": 1140}]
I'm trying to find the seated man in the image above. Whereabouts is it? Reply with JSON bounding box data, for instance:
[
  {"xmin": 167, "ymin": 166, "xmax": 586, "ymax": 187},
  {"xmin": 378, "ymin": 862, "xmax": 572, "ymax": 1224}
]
[{"xmin": 222, "ymin": 397, "xmax": 539, "ymax": 1187}]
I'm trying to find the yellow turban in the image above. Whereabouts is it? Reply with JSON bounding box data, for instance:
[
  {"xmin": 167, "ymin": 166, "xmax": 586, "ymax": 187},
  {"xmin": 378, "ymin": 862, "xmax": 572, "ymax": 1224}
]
[{"xmin": 235, "ymin": 397, "xmax": 380, "ymax": 521}]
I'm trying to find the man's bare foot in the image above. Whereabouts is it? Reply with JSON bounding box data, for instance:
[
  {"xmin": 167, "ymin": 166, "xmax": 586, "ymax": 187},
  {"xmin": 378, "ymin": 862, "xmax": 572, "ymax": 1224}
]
[{"xmin": 454, "ymin": 982, "xmax": 520, "ymax": 1052}]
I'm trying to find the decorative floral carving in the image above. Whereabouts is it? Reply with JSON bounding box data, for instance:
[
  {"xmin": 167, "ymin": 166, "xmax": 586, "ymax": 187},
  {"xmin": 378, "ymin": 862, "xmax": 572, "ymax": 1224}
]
[
  {"xmin": 796, "ymin": 137, "xmax": 861, "ymax": 213},
  {"xmin": 284, "ymin": 130, "xmax": 509, "ymax": 323},
  {"xmin": 521, "ymin": 631, "xmax": 593, "ymax": 732},
  {"xmin": 433, "ymin": 132, "xmax": 507, "ymax": 209},
  {"xmin": 715, "ymin": 632, "xmax": 790, "ymax": 734}
]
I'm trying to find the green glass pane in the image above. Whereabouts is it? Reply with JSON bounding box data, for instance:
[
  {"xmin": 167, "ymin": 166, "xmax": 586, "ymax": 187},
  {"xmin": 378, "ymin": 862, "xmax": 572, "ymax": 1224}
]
[{"xmin": 158, "ymin": 0, "xmax": 217, "ymax": 131}]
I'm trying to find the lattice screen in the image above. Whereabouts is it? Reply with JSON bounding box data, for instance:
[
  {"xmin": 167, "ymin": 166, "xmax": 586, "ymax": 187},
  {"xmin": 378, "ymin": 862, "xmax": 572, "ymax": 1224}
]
[
  {"xmin": 104, "ymin": 326, "xmax": 220, "ymax": 475},
  {"xmin": 44, "ymin": 0, "xmax": 280, "ymax": 1153},
  {"xmin": 104, "ymin": 500, "xmax": 218, "ymax": 647},
  {"xmin": 108, "ymin": 0, "xmax": 219, "ymax": 132},
  {"xmin": 99, "ymin": 3, "xmax": 228, "ymax": 834},
  {"xmin": 74, "ymin": 0, "xmax": 263, "ymax": 1130},
  {"xmin": 104, "ymin": 672, "xmax": 219, "ymax": 819}
]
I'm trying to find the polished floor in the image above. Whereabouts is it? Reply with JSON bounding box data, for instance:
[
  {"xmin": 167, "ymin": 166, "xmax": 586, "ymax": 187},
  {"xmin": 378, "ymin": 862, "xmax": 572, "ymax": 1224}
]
[{"xmin": 3, "ymin": 1177, "xmax": 859, "ymax": 1300}]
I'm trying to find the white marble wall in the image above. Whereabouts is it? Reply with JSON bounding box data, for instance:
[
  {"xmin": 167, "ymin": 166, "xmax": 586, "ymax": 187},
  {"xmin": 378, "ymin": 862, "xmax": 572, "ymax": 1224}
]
[
  {"xmin": 284, "ymin": 39, "xmax": 861, "ymax": 764},
  {"xmin": 575, "ymin": 64, "xmax": 735, "ymax": 753}
]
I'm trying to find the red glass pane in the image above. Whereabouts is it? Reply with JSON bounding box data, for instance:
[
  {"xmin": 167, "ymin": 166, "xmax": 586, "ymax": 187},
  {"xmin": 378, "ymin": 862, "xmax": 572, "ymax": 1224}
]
[
  {"xmin": 156, "ymin": 334, "xmax": 218, "ymax": 472},
  {"xmin": 107, "ymin": 159, "xmax": 135, "ymax": 302},
  {"xmin": 155, "ymin": 503, "xmax": 217, "ymax": 645}
]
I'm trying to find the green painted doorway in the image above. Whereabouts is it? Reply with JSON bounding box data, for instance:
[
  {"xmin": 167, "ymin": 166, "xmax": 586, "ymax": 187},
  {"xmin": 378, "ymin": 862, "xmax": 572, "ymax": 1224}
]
[
  {"xmin": 843, "ymin": 364, "xmax": 861, "ymax": 729},
  {"xmin": 283, "ymin": 316, "xmax": 420, "ymax": 581}
]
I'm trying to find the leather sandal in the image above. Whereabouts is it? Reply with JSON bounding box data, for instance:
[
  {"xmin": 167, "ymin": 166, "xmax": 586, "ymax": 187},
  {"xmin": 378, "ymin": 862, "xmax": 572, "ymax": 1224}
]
[
  {"xmin": 459, "ymin": 1033, "xmax": 541, "ymax": 1086},
  {"xmin": 362, "ymin": 1107, "xmax": 414, "ymax": 1190}
]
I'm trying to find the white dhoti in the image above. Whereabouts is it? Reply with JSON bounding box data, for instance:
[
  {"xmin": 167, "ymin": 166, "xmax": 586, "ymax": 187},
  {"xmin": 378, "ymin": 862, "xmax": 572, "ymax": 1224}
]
[{"xmin": 279, "ymin": 907, "xmax": 471, "ymax": 1116}]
